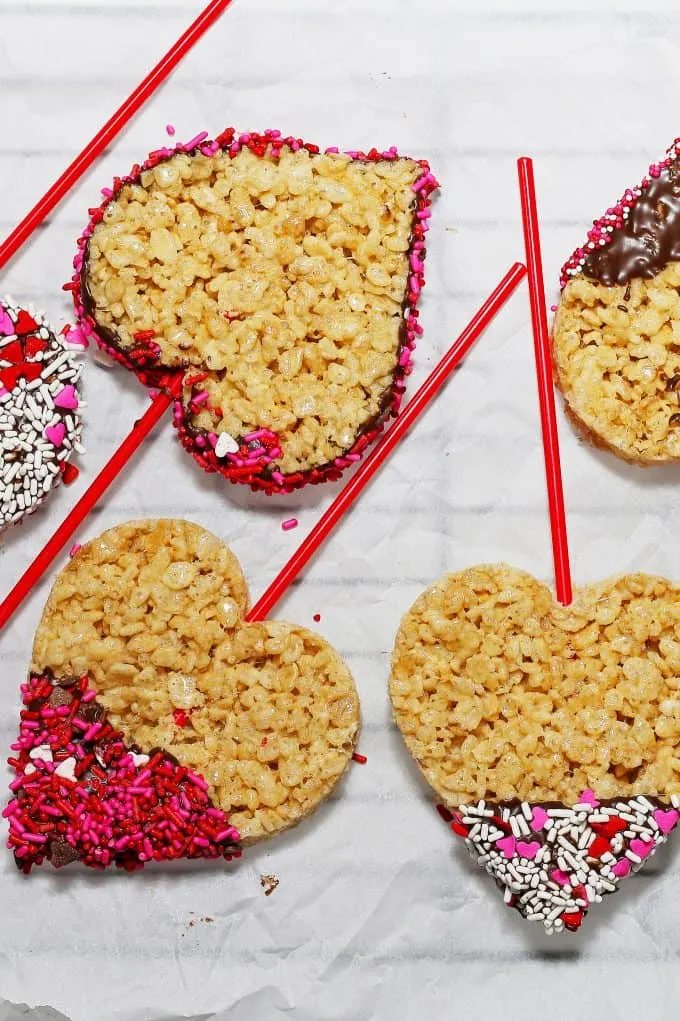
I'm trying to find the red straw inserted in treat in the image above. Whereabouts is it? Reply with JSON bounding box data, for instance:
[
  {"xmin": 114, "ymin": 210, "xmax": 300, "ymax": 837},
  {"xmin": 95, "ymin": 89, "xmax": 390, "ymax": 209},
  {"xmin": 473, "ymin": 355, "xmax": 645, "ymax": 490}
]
[
  {"xmin": 0, "ymin": 383, "xmax": 180, "ymax": 632},
  {"xmin": 517, "ymin": 157, "xmax": 572, "ymax": 606},
  {"xmin": 247, "ymin": 262, "xmax": 527, "ymax": 622},
  {"xmin": 0, "ymin": 0, "xmax": 233, "ymax": 273}
]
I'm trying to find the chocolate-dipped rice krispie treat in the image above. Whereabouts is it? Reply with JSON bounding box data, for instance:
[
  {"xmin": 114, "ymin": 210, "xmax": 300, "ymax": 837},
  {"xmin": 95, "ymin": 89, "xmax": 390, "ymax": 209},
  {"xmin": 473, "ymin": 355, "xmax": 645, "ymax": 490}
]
[
  {"xmin": 554, "ymin": 137, "xmax": 680, "ymax": 463},
  {"xmin": 390, "ymin": 564, "xmax": 680, "ymax": 932},
  {"xmin": 73, "ymin": 129, "xmax": 438, "ymax": 492},
  {"xmin": 0, "ymin": 299, "xmax": 83, "ymax": 532},
  {"xmin": 7, "ymin": 519, "xmax": 360, "ymax": 872}
]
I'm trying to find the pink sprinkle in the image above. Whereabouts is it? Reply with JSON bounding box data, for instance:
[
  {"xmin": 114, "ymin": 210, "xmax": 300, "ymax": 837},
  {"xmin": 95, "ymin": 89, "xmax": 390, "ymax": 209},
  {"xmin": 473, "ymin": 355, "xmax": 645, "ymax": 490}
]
[
  {"xmin": 187, "ymin": 771, "xmax": 208, "ymax": 791},
  {"xmin": 166, "ymin": 124, "xmax": 176, "ymax": 136},
  {"xmin": 69, "ymin": 544, "xmax": 82, "ymax": 558},
  {"xmin": 282, "ymin": 518, "xmax": 298, "ymax": 531},
  {"xmin": 81, "ymin": 689, "xmax": 96, "ymax": 703},
  {"xmin": 64, "ymin": 325, "xmax": 88, "ymax": 349},
  {"xmin": 184, "ymin": 131, "xmax": 209, "ymax": 150}
]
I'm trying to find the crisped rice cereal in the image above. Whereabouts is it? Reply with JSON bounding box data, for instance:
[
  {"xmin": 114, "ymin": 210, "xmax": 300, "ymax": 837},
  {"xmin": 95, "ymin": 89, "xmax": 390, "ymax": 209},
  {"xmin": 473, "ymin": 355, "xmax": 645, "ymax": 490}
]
[
  {"xmin": 81, "ymin": 137, "xmax": 434, "ymax": 483},
  {"xmin": 390, "ymin": 564, "xmax": 680, "ymax": 807},
  {"xmin": 32, "ymin": 519, "xmax": 360, "ymax": 842},
  {"xmin": 553, "ymin": 269, "xmax": 680, "ymax": 463}
]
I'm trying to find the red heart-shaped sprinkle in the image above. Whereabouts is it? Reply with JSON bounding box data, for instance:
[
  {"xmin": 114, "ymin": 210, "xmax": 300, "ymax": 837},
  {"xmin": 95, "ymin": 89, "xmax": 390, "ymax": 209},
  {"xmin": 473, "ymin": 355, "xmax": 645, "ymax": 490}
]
[
  {"xmin": 589, "ymin": 835, "xmax": 612, "ymax": 858},
  {"xmin": 13, "ymin": 310, "xmax": 39, "ymax": 335},
  {"xmin": 0, "ymin": 362, "xmax": 42, "ymax": 391},
  {"xmin": 1, "ymin": 340, "xmax": 24, "ymax": 365},
  {"xmin": 561, "ymin": 911, "xmax": 585, "ymax": 931},
  {"xmin": 591, "ymin": 816, "xmax": 626, "ymax": 839},
  {"xmin": 24, "ymin": 335, "xmax": 48, "ymax": 358},
  {"xmin": 60, "ymin": 462, "xmax": 80, "ymax": 485}
]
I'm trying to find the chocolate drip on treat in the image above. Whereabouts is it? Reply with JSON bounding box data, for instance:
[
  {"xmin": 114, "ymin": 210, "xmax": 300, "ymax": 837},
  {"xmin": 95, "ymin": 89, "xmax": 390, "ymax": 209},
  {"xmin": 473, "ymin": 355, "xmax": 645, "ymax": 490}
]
[{"xmin": 583, "ymin": 159, "xmax": 680, "ymax": 285}]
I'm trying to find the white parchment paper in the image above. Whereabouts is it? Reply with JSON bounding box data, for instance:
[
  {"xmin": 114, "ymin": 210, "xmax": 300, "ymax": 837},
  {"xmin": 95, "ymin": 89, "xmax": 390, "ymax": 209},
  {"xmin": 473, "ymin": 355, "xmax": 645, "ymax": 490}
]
[{"xmin": 3, "ymin": 0, "xmax": 680, "ymax": 1017}]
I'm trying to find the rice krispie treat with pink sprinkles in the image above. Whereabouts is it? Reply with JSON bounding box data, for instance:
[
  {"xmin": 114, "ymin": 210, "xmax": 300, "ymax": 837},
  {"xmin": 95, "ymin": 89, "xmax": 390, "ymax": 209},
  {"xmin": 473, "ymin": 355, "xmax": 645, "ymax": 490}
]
[
  {"xmin": 0, "ymin": 299, "xmax": 83, "ymax": 532},
  {"xmin": 5, "ymin": 519, "xmax": 360, "ymax": 872},
  {"xmin": 71, "ymin": 128, "xmax": 437, "ymax": 493},
  {"xmin": 390, "ymin": 564, "xmax": 680, "ymax": 933},
  {"xmin": 554, "ymin": 136, "xmax": 680, "ymax": 463}
]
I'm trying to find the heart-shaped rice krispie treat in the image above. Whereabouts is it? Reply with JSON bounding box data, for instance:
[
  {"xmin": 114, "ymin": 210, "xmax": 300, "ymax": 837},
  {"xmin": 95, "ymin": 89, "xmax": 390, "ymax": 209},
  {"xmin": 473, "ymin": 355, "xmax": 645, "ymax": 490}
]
[
  {"xmin": 6, "ymin": 519, "xmax": 360, "ymax": 872},
  {"xmin": 72, "ymin": 129, "xmax": 437, "ymax": 492},
  {"xmin": 390, "ymin": 564, "xmax": 680, "ymax": 932},
  {"xmin": 554, "ymin": 137, "xmax": 680, "ymax": 463}
]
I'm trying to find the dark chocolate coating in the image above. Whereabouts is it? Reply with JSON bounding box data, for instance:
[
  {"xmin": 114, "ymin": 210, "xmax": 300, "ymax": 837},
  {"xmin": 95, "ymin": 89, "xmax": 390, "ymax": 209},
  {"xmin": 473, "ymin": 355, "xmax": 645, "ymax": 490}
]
[{"xmin": 583, "ymin": 161, "xmax": 680, "ymax": 285}]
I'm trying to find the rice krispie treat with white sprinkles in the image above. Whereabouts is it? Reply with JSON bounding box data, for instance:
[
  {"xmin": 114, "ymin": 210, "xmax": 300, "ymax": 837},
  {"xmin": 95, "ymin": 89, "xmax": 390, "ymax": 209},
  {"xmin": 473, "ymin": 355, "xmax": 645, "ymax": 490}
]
[
  {"xmin": 71, "ymin": 128, "xmax": 437, "ymax": 493},
  {"xmin": 390, "ymin": 564, "xmax": 680, "ymax": 932},
  {"xmin": 6, "ymin": 519, "xmax": 360, "ymax": 872},
  {"xmin": 0, "ymin": 299, "xmax": 83, "ymax": 532},
  {"xmin": 554, "ymin": 136, "xmax": 680, "ymax": 463}
]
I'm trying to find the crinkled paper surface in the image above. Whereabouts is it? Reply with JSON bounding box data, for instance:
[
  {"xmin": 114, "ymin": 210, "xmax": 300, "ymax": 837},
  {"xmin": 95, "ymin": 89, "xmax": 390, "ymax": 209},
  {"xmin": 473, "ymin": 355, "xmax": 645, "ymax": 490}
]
[{"xmin": 2, "ymin": 0, "xmax": 680, "ymax": 1017}]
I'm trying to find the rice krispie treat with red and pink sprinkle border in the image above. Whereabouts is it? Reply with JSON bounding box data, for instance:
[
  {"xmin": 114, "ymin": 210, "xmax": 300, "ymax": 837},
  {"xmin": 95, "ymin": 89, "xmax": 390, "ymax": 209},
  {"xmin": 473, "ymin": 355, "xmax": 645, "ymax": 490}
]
[{"xmin": 71, "ymin": 129, "xmax": 437, "ymax": 493}]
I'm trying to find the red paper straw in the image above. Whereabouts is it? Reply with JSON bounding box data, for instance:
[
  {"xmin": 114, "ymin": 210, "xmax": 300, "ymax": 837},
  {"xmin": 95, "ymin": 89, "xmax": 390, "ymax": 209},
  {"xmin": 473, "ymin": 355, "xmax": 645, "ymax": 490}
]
[
  {"xmin": 247, "ymin": 262, "xmax": 526, "ymax": 622},
  {"xmin": 0, "ymin": 384, "xmax": 179, "ymax": 631},
  {"xmin": 517, "ymin": 157, "xmax": 572, "ymax": 606},
  {"xmin": 0, "ymin": 0, "xmax": 233, "ymax": 273}
]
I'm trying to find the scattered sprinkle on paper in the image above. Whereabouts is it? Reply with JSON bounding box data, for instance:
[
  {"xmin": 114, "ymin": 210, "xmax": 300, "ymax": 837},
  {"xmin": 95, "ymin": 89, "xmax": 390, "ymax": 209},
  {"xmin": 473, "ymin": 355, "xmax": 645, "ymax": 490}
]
[{"xmin": 261, "ymin": 874, "xmax": 279, "ymax": 896}]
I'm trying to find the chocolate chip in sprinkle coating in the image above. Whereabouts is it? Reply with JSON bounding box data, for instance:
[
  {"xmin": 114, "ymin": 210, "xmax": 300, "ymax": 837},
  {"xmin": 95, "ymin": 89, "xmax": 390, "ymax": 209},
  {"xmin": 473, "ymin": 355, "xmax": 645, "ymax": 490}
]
[
  {"xmin": 0, "ymin": 298, "xmax": 84, "ymax": 532},
  {"xmin": 73, "ymin": 129, "xmax": 437, "ymax": 493}
]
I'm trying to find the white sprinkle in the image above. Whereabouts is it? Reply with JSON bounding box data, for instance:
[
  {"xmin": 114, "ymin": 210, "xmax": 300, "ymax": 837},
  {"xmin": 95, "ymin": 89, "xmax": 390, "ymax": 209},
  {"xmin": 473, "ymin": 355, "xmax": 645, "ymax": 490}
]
[
  {"xmin": 28, "ymin": 743, "xmax": 53, "ymax": 763},
  {"xmin": 214, "ymin": 432, "xmax": 240, "ymax": 457},
  {"xmin": 54, "ymin": 757, "xmax": 77, "ymax": 781}
]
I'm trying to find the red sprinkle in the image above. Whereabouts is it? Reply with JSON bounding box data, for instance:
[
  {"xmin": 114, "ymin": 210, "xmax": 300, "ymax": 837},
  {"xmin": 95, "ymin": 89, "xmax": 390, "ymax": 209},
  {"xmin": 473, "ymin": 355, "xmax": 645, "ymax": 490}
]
[
  {"xmin": 184, "ymin": 372, "xmax": 210, "ymax": 387},
  {"xmin": 313, "ymin": 614, "xmax": 321, "ymax": 623},
  {"xmin": 352, "ymin": 753, "xmax": 367, "ymax": 765},
  {"xmin": 60, "ymin": 462, "xmax": 80, "ymax": 485}
]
